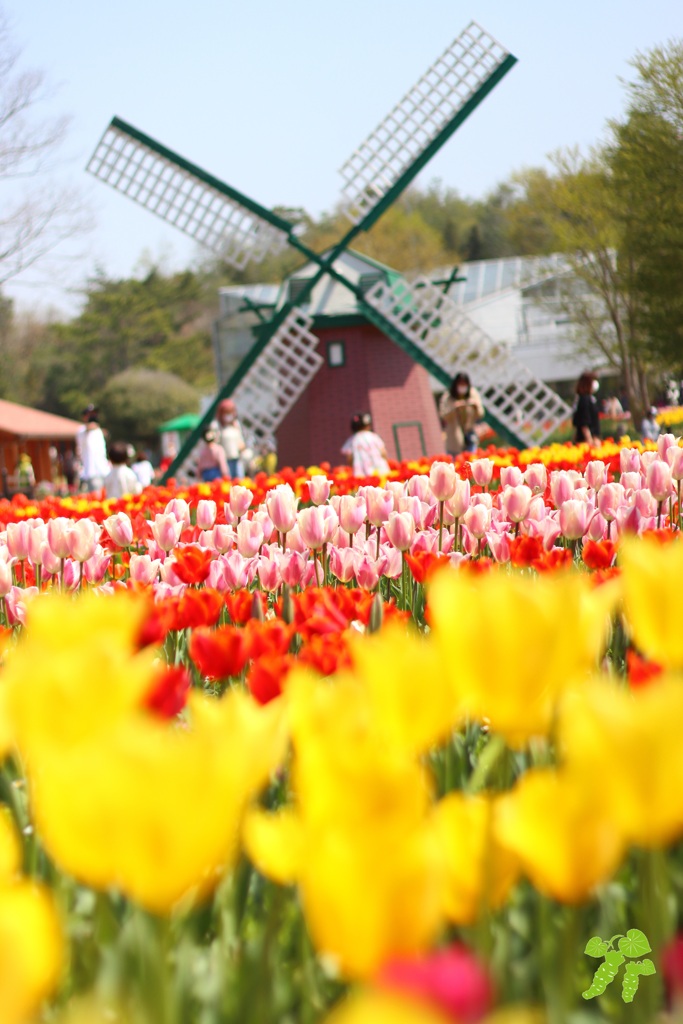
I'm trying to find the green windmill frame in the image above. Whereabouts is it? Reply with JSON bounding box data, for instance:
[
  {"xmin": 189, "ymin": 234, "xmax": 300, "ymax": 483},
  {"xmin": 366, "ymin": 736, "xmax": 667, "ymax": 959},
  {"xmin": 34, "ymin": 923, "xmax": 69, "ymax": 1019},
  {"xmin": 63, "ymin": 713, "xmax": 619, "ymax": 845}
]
[{"xmin": 87, "ymin": 21, "xmax": 571, "ymax": 479}]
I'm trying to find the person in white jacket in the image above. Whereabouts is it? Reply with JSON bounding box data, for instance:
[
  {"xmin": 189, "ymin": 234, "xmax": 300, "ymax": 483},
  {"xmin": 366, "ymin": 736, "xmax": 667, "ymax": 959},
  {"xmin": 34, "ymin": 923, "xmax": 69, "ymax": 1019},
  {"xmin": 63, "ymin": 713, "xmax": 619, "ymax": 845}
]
[{"xmin": 76, "ymin": 406, "xmax": 110, "ymax": 492}]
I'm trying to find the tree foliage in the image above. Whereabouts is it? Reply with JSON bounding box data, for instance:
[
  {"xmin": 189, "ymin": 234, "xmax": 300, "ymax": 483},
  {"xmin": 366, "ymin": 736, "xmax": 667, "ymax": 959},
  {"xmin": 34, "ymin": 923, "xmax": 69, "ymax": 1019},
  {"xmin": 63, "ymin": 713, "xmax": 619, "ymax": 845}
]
[{"xmin": 97, "ymin": 368, "xmax": 199, "ymax": 446}]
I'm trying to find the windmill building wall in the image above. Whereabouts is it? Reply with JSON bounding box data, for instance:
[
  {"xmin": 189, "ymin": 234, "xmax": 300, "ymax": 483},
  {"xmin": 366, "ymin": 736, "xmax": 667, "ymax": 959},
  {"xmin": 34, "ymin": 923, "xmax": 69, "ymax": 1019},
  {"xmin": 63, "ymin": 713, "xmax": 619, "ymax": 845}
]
[{"xmin": 276, "ymin": 323, "xmax": 444, "ymax": 469}]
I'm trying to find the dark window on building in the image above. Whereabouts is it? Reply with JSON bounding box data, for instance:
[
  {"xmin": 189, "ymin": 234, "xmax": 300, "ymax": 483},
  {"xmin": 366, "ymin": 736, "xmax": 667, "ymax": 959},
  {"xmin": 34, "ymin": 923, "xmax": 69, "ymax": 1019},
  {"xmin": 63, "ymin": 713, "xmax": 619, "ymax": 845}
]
[{"xmin": 288, "ymin": 278, "xmax": 310, "ymax": 304}]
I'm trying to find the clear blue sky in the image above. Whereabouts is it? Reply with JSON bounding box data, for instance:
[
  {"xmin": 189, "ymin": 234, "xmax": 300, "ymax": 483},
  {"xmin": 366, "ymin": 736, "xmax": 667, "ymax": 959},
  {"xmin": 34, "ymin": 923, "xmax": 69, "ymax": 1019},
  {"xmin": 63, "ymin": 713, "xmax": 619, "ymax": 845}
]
[{"xmin": 5, "ymin": 0, "xmax": 683, "ymax": 315}]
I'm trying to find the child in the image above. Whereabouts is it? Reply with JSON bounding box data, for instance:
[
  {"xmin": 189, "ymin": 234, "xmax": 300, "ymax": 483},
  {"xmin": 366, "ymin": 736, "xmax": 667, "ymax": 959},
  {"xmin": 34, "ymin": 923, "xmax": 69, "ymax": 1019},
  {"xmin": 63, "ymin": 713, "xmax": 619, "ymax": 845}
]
[
  {"xmin": 104, "ymin": 441, "xmax": 143, "ymax": 499},
  {"xmin": 341, "ymin": 412, "xmax": 390, "ymax": 477}
]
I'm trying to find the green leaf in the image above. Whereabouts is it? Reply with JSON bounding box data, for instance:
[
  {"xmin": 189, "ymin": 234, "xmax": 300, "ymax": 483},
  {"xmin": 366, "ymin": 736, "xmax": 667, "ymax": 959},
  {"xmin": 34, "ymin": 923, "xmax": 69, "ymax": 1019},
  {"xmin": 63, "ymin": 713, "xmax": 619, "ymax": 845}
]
[
  {"xmin": 638, "ymin": 958, "xmax": 656, "ymax": 976},
  {"xmin": 618, "ymin": 929, "xmax": 652, "ymax": 958},
  {"xmin": 585, "ymin": 936, "xmax": 609, "ymax": 957}
]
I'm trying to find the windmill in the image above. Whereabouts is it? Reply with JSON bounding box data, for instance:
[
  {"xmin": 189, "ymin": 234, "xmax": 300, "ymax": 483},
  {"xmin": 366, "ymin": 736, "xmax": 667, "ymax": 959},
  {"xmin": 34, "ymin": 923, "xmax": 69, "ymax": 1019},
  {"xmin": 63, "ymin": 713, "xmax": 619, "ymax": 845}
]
[{"xmin": 87, "ymin": 21, "xmax": 571, "ymax": 478}]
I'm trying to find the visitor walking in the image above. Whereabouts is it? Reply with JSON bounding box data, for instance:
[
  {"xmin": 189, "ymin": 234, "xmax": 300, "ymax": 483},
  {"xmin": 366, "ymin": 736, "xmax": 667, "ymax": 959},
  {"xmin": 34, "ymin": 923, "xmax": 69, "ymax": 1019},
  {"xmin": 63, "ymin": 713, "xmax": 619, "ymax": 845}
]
[
  {"xmin": 16, "ymin": 453, "xmax": 35, "ymax": 497},
  {"xmin": 641, "ymin": 407, "xmax": 660, "ymax": 443},
  {"xmin": 572, "ymin": 372, "xmax": 601, "ymax": 446},
  {"xmin": 439, "ymin": 372, "xmax": 484, "ymax": 455},
  {"xmin": 341, "ymin": 412, "xmax": 390, "ymax": 477},
  {"xmin": 216, "ymin": 399, "xmax": 246, "ymax": 478},
  {"xmin": 197, "ymin": 429, "xmax": 229, "ymax": 482},
  {"xmin": 76, "ymin": 406, "xmax": 110, "ymax": 492}
]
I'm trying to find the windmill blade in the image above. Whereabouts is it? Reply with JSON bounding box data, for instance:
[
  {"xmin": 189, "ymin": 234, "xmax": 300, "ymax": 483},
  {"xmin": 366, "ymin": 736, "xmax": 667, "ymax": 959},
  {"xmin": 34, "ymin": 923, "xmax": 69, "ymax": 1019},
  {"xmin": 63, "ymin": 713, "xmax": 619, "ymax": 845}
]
[
  {"xmin": 231, "ymin": 307, "xmax": 324, "ymax": 447},
  {"xmin": 339, "ymin": 22, "xmax": 516, "ymax": 228},
  {"xmin": 87, "ymin": 117, "xmax": 292, "ymax": 271},
  {"xmin": 363, "ymin": 276, "xmax": 572, "ymax": 447}
]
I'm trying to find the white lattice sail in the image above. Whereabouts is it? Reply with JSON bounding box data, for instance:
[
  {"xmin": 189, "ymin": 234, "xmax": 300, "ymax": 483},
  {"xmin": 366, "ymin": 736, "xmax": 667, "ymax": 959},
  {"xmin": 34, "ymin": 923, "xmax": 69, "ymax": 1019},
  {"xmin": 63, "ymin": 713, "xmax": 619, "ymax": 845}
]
[
  {"xmin": 364, "ymin": 277, "xmax": 571, "ymax": 445},
  {"xmin": 339, "ymin": 22, "xmax": 512, "ymax": 224},
  {"xmin": 87, "ymin": 120, "xmax": 289, "ymax": 270},
  {"xmin": 232, "ymin": 308, "xmax": 323, "ymax": 446}
]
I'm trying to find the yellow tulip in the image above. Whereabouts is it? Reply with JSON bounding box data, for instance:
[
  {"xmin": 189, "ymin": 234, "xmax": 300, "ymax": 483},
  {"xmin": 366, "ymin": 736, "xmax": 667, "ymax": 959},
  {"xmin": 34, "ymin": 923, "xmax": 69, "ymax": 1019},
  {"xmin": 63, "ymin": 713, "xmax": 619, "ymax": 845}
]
[
  {"xmin": 619, "ymin": 535, "xmax": 683, "ymax": 669},
  {"xmin": 427, "ymin": 570, "xmax": 617, "ymax": 747},
  {"xmin": 495, "ymin": 767, "xmax": 624, "ymax": 902},
  {"xmin": 322, "ymin": 990, "xmax": 451, "ymax": 1024},
  {"xmin": 323, "ymin": 991, "xmax": 545, "ymax": 1024},
  {"xmin": 559, "ymin": 676, "xmax": 683, "ymax": 848},
  {"xmin": 349, "ymin": 623, "xmax": 463, "ymax": 756},
  {"xmin": 0, "ymin": 813, "xmax": 62, "ymax": 1024},
  {"xmin": 30, "ymin": 691, "xmax": 286, "ymax": 914},
  {"xmin": 432, "ymin": 792, "xmax": 519, "ymax": 923},
  {"xmin": 1, "ymin": 591, "xmax": 156, "ymax": 761},
  {"xmin": 245, "ymin": 670, "xmax": 446, "ymax": 978}
]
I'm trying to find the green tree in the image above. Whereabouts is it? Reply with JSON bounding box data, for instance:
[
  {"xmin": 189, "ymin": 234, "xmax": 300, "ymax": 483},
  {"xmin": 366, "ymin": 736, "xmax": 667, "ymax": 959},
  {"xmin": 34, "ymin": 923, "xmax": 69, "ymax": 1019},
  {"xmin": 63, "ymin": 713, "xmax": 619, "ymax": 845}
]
[
  {"xmin": 609, "ymin": 41, "xmax": 683, "ymax": 373},
  {"xmin": 97, "ymin": 368, "xmax": 199, "ymax": 447}
]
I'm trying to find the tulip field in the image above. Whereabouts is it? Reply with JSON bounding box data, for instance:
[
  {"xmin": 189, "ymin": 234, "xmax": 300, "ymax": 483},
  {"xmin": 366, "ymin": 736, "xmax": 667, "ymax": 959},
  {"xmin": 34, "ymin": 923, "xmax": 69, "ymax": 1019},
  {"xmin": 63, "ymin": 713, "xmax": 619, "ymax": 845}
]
[{"xmin": 3, "ymin": 436, "xmax": 683, "ymax": 1024}]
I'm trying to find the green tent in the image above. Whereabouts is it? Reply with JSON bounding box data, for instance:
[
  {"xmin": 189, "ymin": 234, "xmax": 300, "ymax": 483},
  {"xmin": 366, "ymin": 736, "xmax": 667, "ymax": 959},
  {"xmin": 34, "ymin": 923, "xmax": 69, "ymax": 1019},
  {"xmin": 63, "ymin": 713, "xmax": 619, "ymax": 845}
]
[{"xmin": 158, "ymin": 412, "xmax": 201, "ymax": 433}]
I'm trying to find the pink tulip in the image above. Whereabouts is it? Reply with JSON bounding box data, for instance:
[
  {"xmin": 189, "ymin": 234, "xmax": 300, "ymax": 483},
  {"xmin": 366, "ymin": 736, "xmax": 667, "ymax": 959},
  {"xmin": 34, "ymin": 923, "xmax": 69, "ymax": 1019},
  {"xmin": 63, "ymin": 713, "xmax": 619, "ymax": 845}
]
[
  {"xmin": 47, "ymin": 518, "xmax": 74, "ymax": 559},
  {"xmin": 211, "ymin": 523, "xmax": 235, "ymax": 554},
  {"xmin": 298, "ymin": 506, "xmax": 327, "ymax": 551},
  {"xmin": 229, "ymin": 485, "xmax": 253, "ymax": 518},
  {"xmin": 257, "ymin": 554, "xmax": 282, "ymax": 592},
  {"xmin": 549, "ymin": 471, "xmax": 575, "ymax": 509},
  {"xmin": 597, "ymin": 483, "xmax": 625, "ymax": 522},
  {"xmin": 284, "ymin": 523, "xmax": 307, "ymax": 554},
  {"xmin": 460, "ymin": 525, "xmax": 479, "ymax": 556},
  {"xmin": 266, "ymin": 484, "xmax": 298, "ymax": 534},
  {"xmin": 635, "ymin": 488, "xmax": 658, "ymax": 518},
  {"xmin": 427, "ymin": 462, "xmax": 456, "ymax": 502},
  {"xmin": 657, "ymin": 433, "xmax": 677, "ymax": 460},
  {"xmin": 280, "ymin": 550, "xmax": 307, "ymax": 588},
  {"xmin": 587, "ymin": 512, "xmax": 608, "ymax": 542},
  {"xmin": 5, "ymin": 585, "xmax": 39, "ymax": 626},
  {"xmin": 380, "ymin": 545, "xmax": 403, "ymax": 578},
  {"xmin": 129, "ymin": 554, "xmax": 161, "ymax": 586},
  {"xmin": 500, "ymin": 484, "xmax": 533, "ymax": 524},
  {"xmin": 647, "ymin": 459, "xmax": 673, "ymax": 502},
  {"xmin": 252, "ymin": 510, "xmax": 275, "ymax": 545},
  {"xmin": 410, "ymin": 530, "xmax": 439, "ymax": 555},
  {"xmin": 339, "ymin": 495, "xmax": 367, "ymax": 535},
  {"xmin": 164, "ymin": 498, "xmax": 191, "ymax": 527},
  {"xmin": 620, "ymin": 471, "xmax": 642, "ymax": 493},
  {"xmin": 362, "ymin": 486, "xmax": 394, "ymax": 527},
  {"xmin": 206, "ymin": 558, "xmax": 228, "ymax": 591},
  {"xmin": 196, "ymin": 500, "xmax": 217, "ymax": 531},
  {"xmin": 385, "ymin": 511, "xmax": 415, "ymax": 551},
  {"xmin": 27, "ymin": 523, "xmax": 48, "ymax": 565},
  {"xmin": 500, "ymin": 466, "xmax": 523, "ymax": 489},
  {"xmin": 308, "ymin": 475, "xmax": 331, "ymax": 505},
  {"xmin": 640, "ymin": 451, "xmax": 659, "ymax": 472},
  {"xmin": 614, "ymin": 504, "xmax": 641, "ymax": 535},
  {"xmin": 67, "ymin": 519, "xmax": 101, "ymax": 562},
  {"xmin": 559, "ymin": 499, "xmax": 592, "ymax": 540},
  {"xmin": 62, "ymin": 559, "xmax": 80, "ymax": 590},
  {"xmin": 84, "ymin": 548, "xmax": 111, "ymax": 584},
  {"xmin": 35, "ymin": 543, "xmax": 55, "ymax": 577},
  {"xmin": 584, "ymin": 460, "xmax": 607, "ymax": 493},
  {"xmin": 666, "ymin": 446, "xmax": 683, "ymax": 481},
  {"xmin": 354, "ymin": 554, "xmax": 383, "ymax": 590},
  {"xmin": 0, "ymin": 558, "xmax": 14, "ymax": 596},
  {"xmin": 222, "ymin": 551, "xmax": 251, "ymax": 590},
  {"xmin": 486, "ymin": 530, "xmax": 511, "ymax": 563},
  {"xmin": 470, "ymin": 458, "xmax": 494, "ymax": 488},
  {"xmin": 620, "ymin": 447, "xmax": 641, "ymax": 474},
  {"xmin": 445, "ymin": 478, "xmax": 471, "ymax": 521},
  {"xmin": 462, "ymin": 503, "xmax": 490, "ymax": 539},
  {"xmin": 151, "ymin": 513, "xmax": 184, "ymax": 552},
  {"xmin": 385, "ymin": 481, "xmax": 406, "ymax": 508},
  {"xmin": 405, "ymin": 474, "xmax": 434, "ymax": 503},
  {"xmin": 103, "ymin": 512, "xmax": 133, "ymax": 548},
  {"xmin": 328, "ymin": 546, "xmax": 359, "ymax": 583},
  {"xmin": 6, "ymin": 521, "xmax": 31, "ymax": 560},
  {"xmin": 523, "ymin": 463, "xmax": 547, "ymax": 495},
  {"xmin": 236, "ymin": 518, "xmax": 264, "ymax": 558},
  {"xmin": 526, "ymin": 495, "xmax": 547, "ymax": 522}
]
